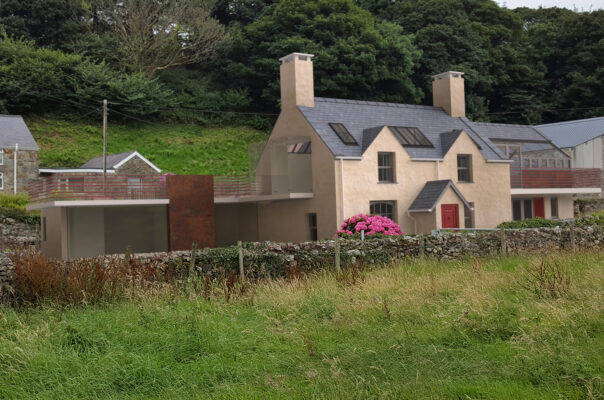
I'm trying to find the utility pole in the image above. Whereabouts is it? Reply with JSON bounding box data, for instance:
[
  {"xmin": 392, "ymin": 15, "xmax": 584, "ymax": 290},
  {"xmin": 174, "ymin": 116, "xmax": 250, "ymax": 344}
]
[
  {"xmin": 103, "ymin": 99, "xmax": 108, "ymax": 175},
  {"xmin": 13, "ymin": 143, "xmax": 18, "ymax": 194}
]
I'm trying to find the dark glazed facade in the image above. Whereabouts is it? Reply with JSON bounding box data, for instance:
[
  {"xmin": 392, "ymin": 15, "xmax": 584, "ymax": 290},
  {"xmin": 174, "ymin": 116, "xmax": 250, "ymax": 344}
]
[{"xmin": 167, "ymin": 175, "xmax": 215, "ymax": 250}]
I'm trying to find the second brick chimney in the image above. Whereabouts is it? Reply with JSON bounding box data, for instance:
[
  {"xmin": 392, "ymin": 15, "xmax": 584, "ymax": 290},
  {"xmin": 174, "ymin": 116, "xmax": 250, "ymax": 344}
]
[
  {"xmin": 432, "ymin": 71, "xmax": 466, "ymax": 118},
  {"xmin": 279, "ymin": 53, "xmax": 315, "ymax": 110}
]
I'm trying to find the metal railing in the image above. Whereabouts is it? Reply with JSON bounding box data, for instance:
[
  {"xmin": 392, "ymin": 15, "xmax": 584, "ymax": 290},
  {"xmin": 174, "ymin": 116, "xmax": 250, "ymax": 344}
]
[
  {"xmin": 213, "ymin": 175, "xmax": 261, "ymax": 198},
  {"xmin": 510, "ymin": 167, "xmax": 601, "ymax": 189},
  {"xmin": 28, "ymin": 175, "xmax": 168, "ymax": 203}
]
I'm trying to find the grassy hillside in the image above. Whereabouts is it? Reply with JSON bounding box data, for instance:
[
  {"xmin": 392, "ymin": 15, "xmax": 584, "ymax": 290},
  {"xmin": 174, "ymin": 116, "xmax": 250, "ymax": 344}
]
[
  {"xmin": 27, "ymin": 117, "xmax": 269, "ymax": 175},
  {"xmin": 1, "ymin": 252, "xmax": 603, "ymax": 399}
]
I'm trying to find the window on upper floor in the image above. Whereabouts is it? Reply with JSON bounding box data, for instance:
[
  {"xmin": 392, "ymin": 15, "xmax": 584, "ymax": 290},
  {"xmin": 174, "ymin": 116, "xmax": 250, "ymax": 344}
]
[
  {"xmin": 457, "ymin": 154, "xmax": 472, "ymax": 183},
  {"xmin": 378, "ymin": 152, "xmax": 394, "ymax": 183},
  {"xmin": 370, "ymin": 201, "xmax": 396, "ymax": 221},
  {"xmin": 0, "ymin": 149, "xmax": 3, "ymax": 165}
]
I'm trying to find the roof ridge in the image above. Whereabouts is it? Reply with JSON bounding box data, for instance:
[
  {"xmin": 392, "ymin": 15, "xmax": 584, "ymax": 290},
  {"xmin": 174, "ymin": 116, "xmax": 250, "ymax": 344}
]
[
  {"xmin": 536, "ymin": 116, "xmax": 604, "ymax": 127},
  {"xmin": 314, "ymin": 97, "xmax": 441, "ymax": 111},
  {"xmin": 469, "ymin": 121, "xmax": 531, "ymax": 128}
]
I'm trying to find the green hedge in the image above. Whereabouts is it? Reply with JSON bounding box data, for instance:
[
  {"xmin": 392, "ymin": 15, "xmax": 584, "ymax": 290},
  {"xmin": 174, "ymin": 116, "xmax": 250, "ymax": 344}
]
[{"xmin": 497, "ymin": 211, "xmax": 604, "ymax": 229}]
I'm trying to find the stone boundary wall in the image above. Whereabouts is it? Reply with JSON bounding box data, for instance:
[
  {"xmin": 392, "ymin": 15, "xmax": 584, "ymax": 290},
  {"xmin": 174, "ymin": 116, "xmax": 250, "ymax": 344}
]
[
  {"xmin": 0, "ymin": 218, "xmax": 39, "ymax": 248},
  {"xmin": 575, "ymin": 198, "xmax": 604, "ymax": 215},
  {"xmin": 2, "ymin": 226, "xmax": 603, "ymax": 287},
  {"xmin": 130, "ymin": 226, "xmax": 604, "ymax": 279}
]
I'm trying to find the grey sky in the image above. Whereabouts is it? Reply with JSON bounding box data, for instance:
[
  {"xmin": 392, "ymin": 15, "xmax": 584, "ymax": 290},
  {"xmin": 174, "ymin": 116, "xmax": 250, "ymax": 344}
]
[{"xmin": 497, "ymin": 0, "xmax": 603, "ymax": 10}]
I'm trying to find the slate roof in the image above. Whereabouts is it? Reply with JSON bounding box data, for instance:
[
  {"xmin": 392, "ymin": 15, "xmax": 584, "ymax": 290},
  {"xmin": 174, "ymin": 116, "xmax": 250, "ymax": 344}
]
[
  {"xmin": 408, "ymin": 180, "xmax": 471, "ymax": 212},
  {"xmin": 440, "ymin": 130, "xmax": 463, "ymax": 157},
  {"xmin": 536, "ymin": 116, "xmax": 604, "ymax": 148},
  {"xmin": 80, "ymin": 151, "xmax": 137, "ymax": 169},
  {"xmin": 298, "ymin": 98, "xmax": 507, "ymax": 160},
  {"xmin": 0, "ymin": 115, "xmax": 39, "ymax": 150}
]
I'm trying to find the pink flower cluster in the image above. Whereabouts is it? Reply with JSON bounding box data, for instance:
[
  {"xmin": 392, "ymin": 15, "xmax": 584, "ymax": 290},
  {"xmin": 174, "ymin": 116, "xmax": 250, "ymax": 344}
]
[{"xmin": 337, "ymin": 214, "xmax": 403, "ymax": 237}]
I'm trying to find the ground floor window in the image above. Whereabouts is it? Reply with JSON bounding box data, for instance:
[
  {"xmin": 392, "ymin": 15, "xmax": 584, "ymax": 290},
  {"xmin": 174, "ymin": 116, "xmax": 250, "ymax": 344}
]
[
  {"xmin": 512, "ymin": 199, "xmax": 533, "ymax": 221},
  {"xmin": 0, "ymin": 172, "xmax": 3, "ymax": 190},
  {"xmin": 308, "ymin": 213, "xmax": 317, "ymax": 241},
  {"xmin": 370, "ymin": 201, "xmax": 396, "ymax": 221},
  {"xmin": 464, "ymin": 202, "xmax": 474, "ymax": 228},
  {"xmin": 551, "ymin": 197, "xmax": 558, "ymax": 219}
]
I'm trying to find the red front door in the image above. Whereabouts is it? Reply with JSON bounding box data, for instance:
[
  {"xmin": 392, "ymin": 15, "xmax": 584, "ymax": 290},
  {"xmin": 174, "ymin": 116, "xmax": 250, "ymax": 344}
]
[
  {"xmin": 533, "ymin": 197, "xmax": 545, "ymax": 218},
  {"xmin": 441, "ymin": 204, "xmax": 459, "ymax": 228}
]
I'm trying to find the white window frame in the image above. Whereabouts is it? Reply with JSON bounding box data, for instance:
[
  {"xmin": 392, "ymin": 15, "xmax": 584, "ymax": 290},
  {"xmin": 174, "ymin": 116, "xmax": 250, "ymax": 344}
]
[
  {"xmin": 370, "ymin": 200, "xmax": 396, "ymax": 221},
  {"xmin": 457, "ymin": 154, "xmax": 472, "ymax": 183},
  {"xmin": 378, "ymin": 152, "xmax": 395, "ymax": 183}
]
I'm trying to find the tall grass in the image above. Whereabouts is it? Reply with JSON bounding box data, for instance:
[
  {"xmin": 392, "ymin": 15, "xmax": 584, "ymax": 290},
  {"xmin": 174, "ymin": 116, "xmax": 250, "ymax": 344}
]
[
  {"xmin": 0, "ymin": 251, "xmax": 602, "ymax": 399},
  {"xmin": 0, "ymin": 194, "xmax": 29, "ymax": 211}
]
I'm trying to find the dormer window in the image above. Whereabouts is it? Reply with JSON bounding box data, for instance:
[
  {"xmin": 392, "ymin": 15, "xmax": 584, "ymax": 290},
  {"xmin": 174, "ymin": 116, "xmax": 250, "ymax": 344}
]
[{"xmin": 329, "ymin": 123, "xmax": 358, "ymax": 145}]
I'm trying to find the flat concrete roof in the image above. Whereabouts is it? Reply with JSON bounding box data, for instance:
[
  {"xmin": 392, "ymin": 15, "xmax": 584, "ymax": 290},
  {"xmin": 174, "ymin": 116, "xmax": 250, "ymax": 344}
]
[
  {"xmin": 214, "ymin": 192, "xmax": 313, "ymax": 204},
  {"xmin": 27, "ymin": 199, "xmax": 170, "ymax": 210}
]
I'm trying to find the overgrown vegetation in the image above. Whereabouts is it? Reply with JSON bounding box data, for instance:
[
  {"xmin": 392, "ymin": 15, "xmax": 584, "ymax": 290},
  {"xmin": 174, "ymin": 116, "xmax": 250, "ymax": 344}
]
[
  {"xmin": 0, "ymin": 194, "xmax": 39, "ymax": 226},
  {"xmin": 28, "ymin": 117, "xmax": 268, "ymax": 175},
  {"xmin": 0, "ymin": 251, "xmax": 602, "ymax": 398}
]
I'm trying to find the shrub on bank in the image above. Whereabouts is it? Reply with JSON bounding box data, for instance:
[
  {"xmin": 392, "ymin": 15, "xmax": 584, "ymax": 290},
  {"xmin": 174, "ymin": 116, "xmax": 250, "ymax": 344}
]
[{"xmin": 497, "ymin": 211, "xmax": 604, "ymax": 229}]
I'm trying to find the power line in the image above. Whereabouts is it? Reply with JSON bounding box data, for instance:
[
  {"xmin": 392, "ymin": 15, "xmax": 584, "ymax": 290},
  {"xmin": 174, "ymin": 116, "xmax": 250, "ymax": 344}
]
[{"xmin": 487, "ymin": 105, "xmax": 604, "ymax": 115}]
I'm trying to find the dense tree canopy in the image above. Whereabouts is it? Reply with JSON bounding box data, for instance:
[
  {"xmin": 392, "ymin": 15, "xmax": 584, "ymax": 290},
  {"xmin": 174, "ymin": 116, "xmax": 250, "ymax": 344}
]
[
  {"xmin": 0, "ymin": 0, "xmax": 601, "ymax": 124},
  {"xmin": 221, "ymin": 0, "xmax": 422, "ymax": 110}
]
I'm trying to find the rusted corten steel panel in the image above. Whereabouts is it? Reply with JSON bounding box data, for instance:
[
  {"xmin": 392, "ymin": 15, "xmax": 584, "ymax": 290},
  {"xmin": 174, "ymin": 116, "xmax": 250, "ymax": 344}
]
[{"xmin": 167, "ymin": 175, "xmax": 215, "ymax": 251}]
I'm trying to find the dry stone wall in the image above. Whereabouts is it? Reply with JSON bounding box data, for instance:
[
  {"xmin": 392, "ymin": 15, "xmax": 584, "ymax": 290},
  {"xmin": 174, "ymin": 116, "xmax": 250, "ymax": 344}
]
[
  {"xmin": 131, "ymin": 226, "xmax": 604, "ymax": 279},
  {"xmin": 1, "ymin": 226, "xmax": 603, "ymax": 287}
]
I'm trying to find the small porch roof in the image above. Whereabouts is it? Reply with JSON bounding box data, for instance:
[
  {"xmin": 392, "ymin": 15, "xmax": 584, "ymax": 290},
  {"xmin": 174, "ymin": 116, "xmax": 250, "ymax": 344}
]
[{"xmin": 408, "ymin": 180, "xmax": 472, "ymax": 212}]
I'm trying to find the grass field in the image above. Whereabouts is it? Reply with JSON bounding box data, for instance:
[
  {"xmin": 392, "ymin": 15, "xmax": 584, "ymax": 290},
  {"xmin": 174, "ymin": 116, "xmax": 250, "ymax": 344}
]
[
  {"xmin": 27, "ymin": 117, "xmax": 269, "ymax": 175},
  {"xmin": 1, "ymin": 252, "xmax": 603, "ymax": 399}
]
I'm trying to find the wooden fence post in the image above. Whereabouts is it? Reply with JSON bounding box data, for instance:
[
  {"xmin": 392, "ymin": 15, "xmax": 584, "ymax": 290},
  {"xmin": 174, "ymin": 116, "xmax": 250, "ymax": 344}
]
[
  {"xmin": 335, "ymin": 236, "xmax": 341, "ymax": 272},
  {"xmin": 237, "ymin": 241, "xmax": 244, "ymax": 280},
  {"xmin": 500, "ymin": 228, "xmax": 506, "ymax": 255},
  {"xmin": 189, "ymin": 242, "xmax": 197, "ymax": 276},
  {"xmin": 419, "ymin": 235, "xmax": 425, "ymax": 258},
  {"xmin": 570, "ymin": 222, "xmax": 576, "ymax": 252}
]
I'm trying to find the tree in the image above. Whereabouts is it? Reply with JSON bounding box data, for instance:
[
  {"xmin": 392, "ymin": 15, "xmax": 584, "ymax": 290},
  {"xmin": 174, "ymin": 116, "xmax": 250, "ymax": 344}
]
[
  {"xmin": 96, "ymin": 0, "xmax": 229, "ymax": 77},
  {"xmin": 220, "ymin": 0, "xmax": 422, "ymax": 111},
  {"xmin": 0, "ymin": 0, "xmax": 88, "ymax": 48},
  {"xmin": 213, "ymin": 0, "xmax": 279, "ymax": 26}
]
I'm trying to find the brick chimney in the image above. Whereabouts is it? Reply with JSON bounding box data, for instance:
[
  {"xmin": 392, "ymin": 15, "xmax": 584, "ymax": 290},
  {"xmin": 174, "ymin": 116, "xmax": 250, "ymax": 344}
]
[
  {"xmin": 432, "ymin": 71, "xmax": 465, "ymax": 118},
  {"xmin": 279, "ymin": 53, "xmax": 315, "ymax": 110}
]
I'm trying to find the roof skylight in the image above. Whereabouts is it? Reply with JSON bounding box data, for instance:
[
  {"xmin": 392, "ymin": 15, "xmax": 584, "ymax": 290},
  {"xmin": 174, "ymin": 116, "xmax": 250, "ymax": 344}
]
[
  {"xmin": 389, "ymin": 126, "xmax": 433, "ymax": 147},
  {"xmin": 329, "ymin": 123, "xmax": 358, "ymax": 145}
]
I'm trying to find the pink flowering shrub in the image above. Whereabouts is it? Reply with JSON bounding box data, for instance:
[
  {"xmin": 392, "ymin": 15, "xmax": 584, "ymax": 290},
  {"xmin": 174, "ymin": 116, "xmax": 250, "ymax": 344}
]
[{"xmin": 337, "ymin": 214, "xmax": 403, "ymax": 237}]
